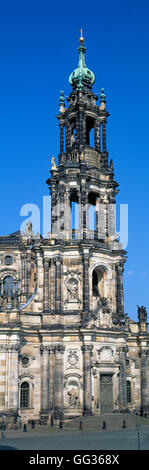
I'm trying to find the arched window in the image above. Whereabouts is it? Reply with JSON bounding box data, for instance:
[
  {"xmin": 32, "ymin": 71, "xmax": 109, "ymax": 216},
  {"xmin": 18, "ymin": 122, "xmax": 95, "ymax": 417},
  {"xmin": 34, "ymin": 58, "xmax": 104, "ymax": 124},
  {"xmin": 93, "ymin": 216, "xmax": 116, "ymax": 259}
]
[
  {"xmin": 92, "ymin": 270, "xmax": 99, "ymax": 297},
  {"xmin": 3, "ymin": 276, "xmax": 14, "ymax": 295},
  {"xmin": 127, "ymin": 381, "xmax": 131, "ymax": 403},
  {"xmin": 20, "ymin": 382, "xmax": 29, "ymax": 408},
  {"xmin": 92, "ymin": 267, "xmax": 106, "ymax": 298}
]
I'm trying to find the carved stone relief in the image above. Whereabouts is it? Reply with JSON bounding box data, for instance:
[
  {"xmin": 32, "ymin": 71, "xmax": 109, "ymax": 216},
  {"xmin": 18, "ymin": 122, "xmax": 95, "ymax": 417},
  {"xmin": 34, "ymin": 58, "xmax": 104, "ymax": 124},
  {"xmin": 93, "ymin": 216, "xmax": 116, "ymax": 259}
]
[
  {"xmin": 64, "ymin": 271, "xmax": 82, "ymax": 310},
  {"xmin": 97, "ymin": 346, "xmax": 113, "ymax": 363}
]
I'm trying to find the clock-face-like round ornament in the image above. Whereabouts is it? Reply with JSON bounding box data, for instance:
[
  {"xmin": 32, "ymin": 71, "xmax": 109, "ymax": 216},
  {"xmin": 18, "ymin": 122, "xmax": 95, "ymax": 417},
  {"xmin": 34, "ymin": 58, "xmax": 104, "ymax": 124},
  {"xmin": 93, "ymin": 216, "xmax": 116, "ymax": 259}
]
[{"xmin": 68, "ymin": 351, "xmax": 78, "ymax": 367}]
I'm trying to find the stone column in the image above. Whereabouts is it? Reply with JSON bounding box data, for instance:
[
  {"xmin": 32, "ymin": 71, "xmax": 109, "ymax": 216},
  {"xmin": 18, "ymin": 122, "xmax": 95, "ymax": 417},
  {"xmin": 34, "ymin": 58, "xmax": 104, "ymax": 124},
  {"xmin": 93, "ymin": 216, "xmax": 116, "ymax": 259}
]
[
  {"xmin": 116, "ymin": 263, "xmax": 124, "ymax": 318},
  {"xmin": 54, "ymin": 345, "xmax": 65, "ymax": 418},
  {"xmin": 81, "ymin": 345, "xmax": 93, "ymax": 415},
  {"xmin": 55, "ymin": 256, "xmax": 62, "ymax": 312},
  {"xmin": 82, "ymin": 251, "xmax": 90, "ymax": 312},
  {"xmin": 43, "ymin": 258, "xmax": 49, "ymax": 312},
  {"xmin": 139, "ymin": 350, "xmax": 149, "ymax": 414},
  {"xmin": 118, "ymin": 346, "xmax": 128, "ymax": 410},
  {"xmin": 40, "ymin": 346, "xmax": 50, "ymax": 414}
]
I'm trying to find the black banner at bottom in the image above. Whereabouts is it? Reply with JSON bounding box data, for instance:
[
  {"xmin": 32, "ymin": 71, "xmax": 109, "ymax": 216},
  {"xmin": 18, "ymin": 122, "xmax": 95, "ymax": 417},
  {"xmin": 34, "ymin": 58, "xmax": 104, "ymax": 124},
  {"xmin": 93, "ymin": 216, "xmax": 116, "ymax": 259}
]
[{"xmin": 0, "ymin": 450, "xmax": 148, "ymax": 466}]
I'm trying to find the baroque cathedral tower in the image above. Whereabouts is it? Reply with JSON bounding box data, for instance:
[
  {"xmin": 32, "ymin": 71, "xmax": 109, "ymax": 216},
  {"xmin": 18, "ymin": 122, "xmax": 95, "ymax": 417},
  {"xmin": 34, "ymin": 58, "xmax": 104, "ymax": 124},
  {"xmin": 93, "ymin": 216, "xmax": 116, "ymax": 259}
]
[{"xmin": 0, "ymin": 33, "xmax": 149, "ymax": 427}]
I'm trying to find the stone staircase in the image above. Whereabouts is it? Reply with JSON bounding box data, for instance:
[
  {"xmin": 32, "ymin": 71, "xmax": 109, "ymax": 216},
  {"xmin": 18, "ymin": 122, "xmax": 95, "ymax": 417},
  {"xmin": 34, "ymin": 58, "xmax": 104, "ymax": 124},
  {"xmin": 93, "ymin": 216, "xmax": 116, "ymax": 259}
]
[{"xmin": 64, "ymin": 413, "xmax": 149, "ymax": 431}]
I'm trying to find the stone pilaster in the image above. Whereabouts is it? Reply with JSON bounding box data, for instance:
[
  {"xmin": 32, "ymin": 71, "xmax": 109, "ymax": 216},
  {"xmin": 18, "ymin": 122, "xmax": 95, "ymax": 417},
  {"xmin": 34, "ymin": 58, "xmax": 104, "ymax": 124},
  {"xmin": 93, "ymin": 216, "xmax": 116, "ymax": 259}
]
[
  {"xmin": 54, "ymin": 345, "xmax": 65, "ymax": 418},
  {"xmin": 51, "ymin": 184, "xmax": 57, "ymax": 235},
  {"xmin": 139, "ymin": 350, "xmax": 149, "ymax": 413},
  {"xmin": 102, "ymin": 121, "xmax": 106, "ymax": 152},
  {"xmin": 2, "ymin": 344, "xmax": 20, "ymax": 415},
  {"xmin": 81, "ymin": 189, "xmax": 87, "ymax": 240},
  {"xmin": 26, "ymin": 250, "xmax": 31, "ymax": 295},
  {"xmin": 98, "ymin": 200, "xmax": 106, "ymax": 239},
  {"xmin": 0, "ymin": 345, "xmax": 6, "ymax": 412},
  {"xmin": 81, "ymin": 345, "xmax": 93, "ymax": 415},
  {"xmin": 40, "ymin": 346, "xmax": 50, "ymax": 413},
  {"xmin": 78, "ymin": 108, "xmax": 84, "ymax": 152},
  {"xmin": 94, "ymin": 120, "xmax": 100, "ymax": 152},
  {"xmin": 49, "ymin": 346, "xmax": 56, "ymax": 411},
  {"xmin": 118, "ymin": 346, "xmax": 128, "ymax": 410},
  {"xmin": 50, "ymin": 259, "xmax": 56, "ymax": 310},
  {"xmin": 116, "ymin": 263, "xmax": 124, "ymax": 318},
  {"xmin": 35, "ymin": 251, "xmax": 43, "ymax": 311},
  {"xmin": 60, "ymin": 123, "xmax": 64, "ymax": 154},
  {"xmin": 82, "ymin": 251, "xmax": 90, "ymax": 312},
  {"xmin": 65, "ymin": 123, "xmax": 71, "ymax": 153},
  {"xmin": 65, "ymin": 189, "xmax": 72, "ymax": 239},
  {"xmin": 95, "ymin": 197, "xmax": 99, "ymax": 240},
  {"xmin": 55, "ymin": 256, "xmax": 62, "ymax": 312},
  {"xmin": 22, "ymin": 252, "xmax": 27, "ymax": 297},
  {"xmin": 21, "ymin": 253, "xmax": 26, "ymax": 302},
  {"xmin": 43, "ymin": 258, "xmax": 50, "ymax": 312}
]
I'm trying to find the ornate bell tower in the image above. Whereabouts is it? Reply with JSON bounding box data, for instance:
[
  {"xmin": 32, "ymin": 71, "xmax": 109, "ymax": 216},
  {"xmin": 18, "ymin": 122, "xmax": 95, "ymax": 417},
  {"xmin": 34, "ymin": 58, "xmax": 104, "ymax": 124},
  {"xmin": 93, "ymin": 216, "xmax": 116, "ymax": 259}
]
[{"xmin": 46, "ymin": 31, "xmax": 126, "ymax": 326}]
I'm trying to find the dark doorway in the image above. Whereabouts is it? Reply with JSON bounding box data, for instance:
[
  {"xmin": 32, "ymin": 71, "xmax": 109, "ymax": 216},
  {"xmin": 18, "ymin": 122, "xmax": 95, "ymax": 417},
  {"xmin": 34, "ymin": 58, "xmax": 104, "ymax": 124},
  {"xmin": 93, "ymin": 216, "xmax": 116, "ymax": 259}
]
[{"xmin": 100, "ymin": 374, "xmax": 113, "ymax": 413}]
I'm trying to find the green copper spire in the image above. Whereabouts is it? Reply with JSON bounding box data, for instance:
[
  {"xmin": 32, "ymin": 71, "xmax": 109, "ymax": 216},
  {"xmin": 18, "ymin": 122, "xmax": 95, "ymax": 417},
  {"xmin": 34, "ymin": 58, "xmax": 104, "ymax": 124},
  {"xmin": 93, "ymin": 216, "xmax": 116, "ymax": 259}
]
[{"xmin": 69, "ymin": 31, "xmax": 95, "ymax": 91}]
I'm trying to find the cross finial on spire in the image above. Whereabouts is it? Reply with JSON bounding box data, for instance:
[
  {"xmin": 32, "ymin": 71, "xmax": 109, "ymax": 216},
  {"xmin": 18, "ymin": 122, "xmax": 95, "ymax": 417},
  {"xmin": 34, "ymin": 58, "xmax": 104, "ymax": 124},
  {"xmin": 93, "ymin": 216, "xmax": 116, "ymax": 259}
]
[{"xmin": 80, "ymin": 28, "xmax": 84, "ymax": 44}]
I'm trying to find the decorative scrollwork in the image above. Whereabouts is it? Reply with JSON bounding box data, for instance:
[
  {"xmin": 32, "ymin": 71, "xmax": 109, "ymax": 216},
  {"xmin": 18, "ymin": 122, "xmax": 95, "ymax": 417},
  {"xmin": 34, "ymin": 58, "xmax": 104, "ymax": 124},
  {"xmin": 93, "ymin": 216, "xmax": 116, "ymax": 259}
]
[
  {"xmin": 0, "ymin": 344, "xmax": 20, "ymax": 352},
  {"xmin": 81, "ymin": 345, "xmax": 93, "ymax": 353}
]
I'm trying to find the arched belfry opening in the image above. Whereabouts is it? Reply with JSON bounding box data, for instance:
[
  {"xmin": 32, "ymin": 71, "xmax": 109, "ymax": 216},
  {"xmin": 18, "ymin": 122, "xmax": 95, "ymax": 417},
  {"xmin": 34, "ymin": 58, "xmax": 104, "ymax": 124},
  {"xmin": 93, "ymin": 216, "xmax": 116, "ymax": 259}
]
[
  {"xmin": 88, "ymin": 192, "xmax": 98, "ymax": 237},
  {"xmin": 86, "ymin": 116, "xmax": 95, "ymax": 147},
  {"xmin": 70, "ymin": 190, "xmax": 79, "ymax": 239},
  {"xmin": 70, "ymin": 120, "xmax": 77, "ymax": 148}
]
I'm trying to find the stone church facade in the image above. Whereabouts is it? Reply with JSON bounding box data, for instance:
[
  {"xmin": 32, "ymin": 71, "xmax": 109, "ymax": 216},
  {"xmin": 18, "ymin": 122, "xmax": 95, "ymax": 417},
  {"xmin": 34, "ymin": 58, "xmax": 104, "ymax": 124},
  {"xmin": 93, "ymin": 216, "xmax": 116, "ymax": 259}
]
[{"xmin": 0, "ymin": 33, "xmax": 149, "ymax": 427}]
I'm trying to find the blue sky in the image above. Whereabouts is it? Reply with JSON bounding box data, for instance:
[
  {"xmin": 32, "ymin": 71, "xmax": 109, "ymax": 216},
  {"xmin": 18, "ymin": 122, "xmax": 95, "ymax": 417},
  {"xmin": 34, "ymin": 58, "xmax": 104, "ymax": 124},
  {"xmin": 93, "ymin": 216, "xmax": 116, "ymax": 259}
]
[{"xmin": 0, "ymin": 0, "xmax": 149, "ymax": 321}]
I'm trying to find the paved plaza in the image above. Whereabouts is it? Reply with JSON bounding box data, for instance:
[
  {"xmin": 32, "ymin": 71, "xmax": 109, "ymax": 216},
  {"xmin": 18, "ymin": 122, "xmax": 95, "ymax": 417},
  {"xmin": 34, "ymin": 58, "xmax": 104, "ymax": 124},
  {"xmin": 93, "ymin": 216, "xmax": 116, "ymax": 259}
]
[{"xmin": 1, "ymin": 426, "xmax": 149, "ymax": 450}]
